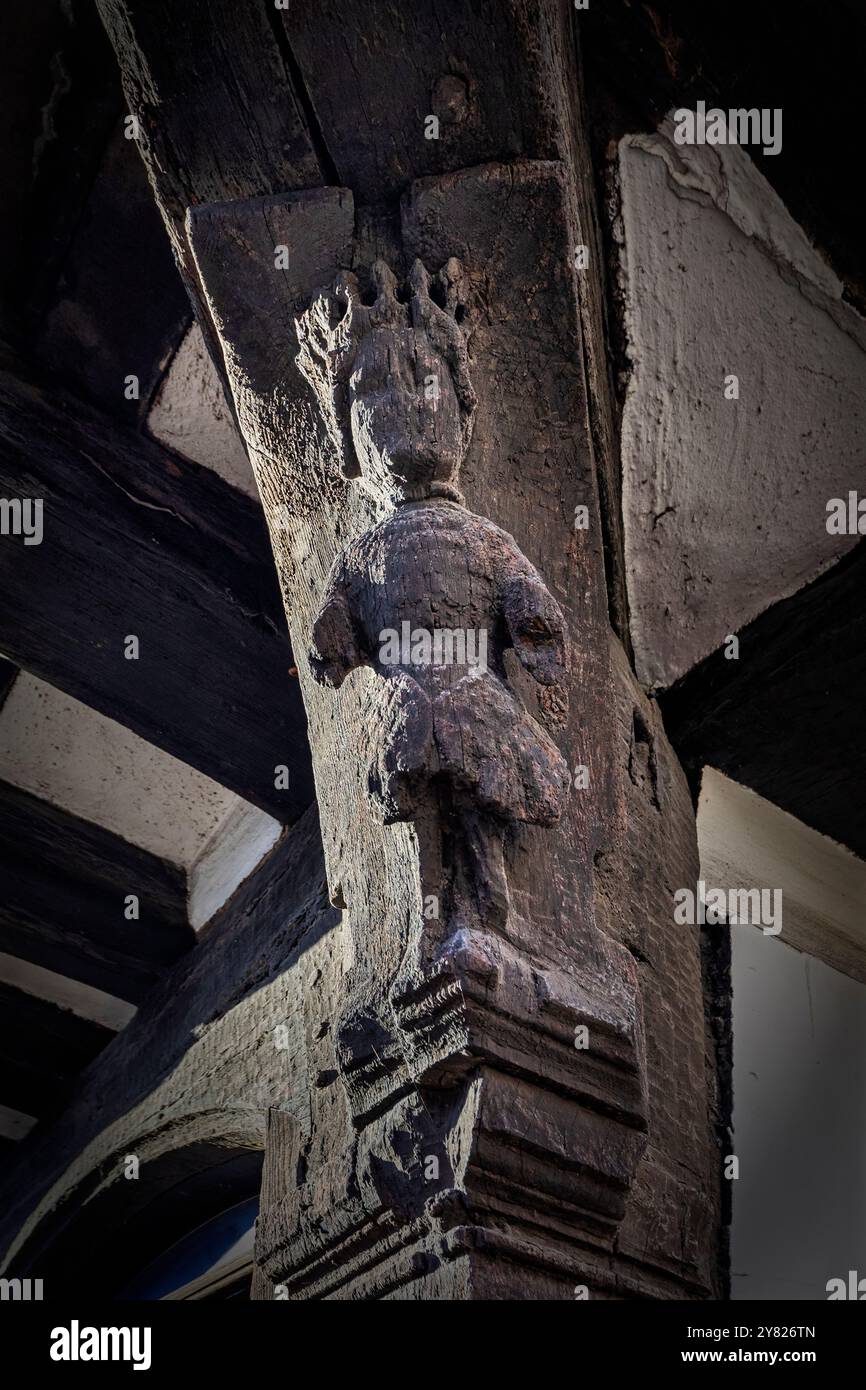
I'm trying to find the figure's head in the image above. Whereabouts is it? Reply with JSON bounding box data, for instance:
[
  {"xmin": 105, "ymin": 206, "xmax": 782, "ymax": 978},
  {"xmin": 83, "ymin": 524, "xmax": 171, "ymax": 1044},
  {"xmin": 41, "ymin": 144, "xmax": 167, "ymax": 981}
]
[{"xmin": 296, "ymin": 258, "xmax": 476, "ymax": 502}]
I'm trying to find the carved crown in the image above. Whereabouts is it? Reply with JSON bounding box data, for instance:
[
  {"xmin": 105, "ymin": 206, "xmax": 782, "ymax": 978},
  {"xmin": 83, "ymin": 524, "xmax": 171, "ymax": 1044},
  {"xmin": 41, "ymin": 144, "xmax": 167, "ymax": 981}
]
[{"xmin": 295, "ymin": 257, "xmax": 477, "ymax": 480}]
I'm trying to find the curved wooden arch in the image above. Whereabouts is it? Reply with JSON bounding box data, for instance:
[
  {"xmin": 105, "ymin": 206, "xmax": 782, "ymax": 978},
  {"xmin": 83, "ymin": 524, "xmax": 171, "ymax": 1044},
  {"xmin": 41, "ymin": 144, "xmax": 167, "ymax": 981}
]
[{"xmin": 8, "ymin": 1106, "xmax": 271, "ymax": 1297}]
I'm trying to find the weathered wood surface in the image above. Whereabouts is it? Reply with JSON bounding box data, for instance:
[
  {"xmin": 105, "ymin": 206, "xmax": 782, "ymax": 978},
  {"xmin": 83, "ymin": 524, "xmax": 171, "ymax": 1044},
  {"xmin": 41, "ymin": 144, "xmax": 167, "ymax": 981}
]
[
  {"xmin": 99, "ymin": 0, "xmax": 629, "ymax": 637},
  {"xmin": 0, "ymin": 357, "xmax": 313, "ymax": 821},
  {"xmin": 189, "ymin": 162, "xmax": 655, "ymax": 1299},
  {"xmin": 75, "ymin": 0, "xmax": 720, "ymax": 1301},
  {"xmin": 596, "ymin": 640, "xmax": 723, "ymax": 1296},
  {"xmin": 279, "ymin": 0, "xmax": 561, "ymax": 202},
  {"xmin": 661, "ymin": 540, "xmax": 866, "ymax": 861},
  {"xmin": 281, "ymin": 0, "xmax": 629, "ymax": 639},
  {"xmin": 0, "ymin": 779, "xmax": 191, "ymax": 1004},
  {"xmin": 561, "ymin": 12, "xmax": 631, "ymax": 646},
  {"xmin": 300, "ymin": 254, "xmax": 572, "ymax": 944},
  {"xmin": 95, "ymin": 0, "xmax": 322, "ymax": 384},
  {"xmin": 0, "ymin": 808, "xmax": 334, "ymax": 1284}
]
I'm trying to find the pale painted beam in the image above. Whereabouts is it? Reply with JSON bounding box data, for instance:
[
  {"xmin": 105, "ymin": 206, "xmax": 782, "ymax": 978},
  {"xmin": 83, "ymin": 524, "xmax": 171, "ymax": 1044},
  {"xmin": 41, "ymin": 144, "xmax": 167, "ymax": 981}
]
[
  {"xmin": 698, "ymin": 766, "xmax": 866, "ymax": 984},
  {"xmin": 0, "ymin": 1104, "xmax": 37, "ymax": 1144},
  {"xmin": 0, "ymin": 953, "xmax": 135, "ymax": 1032}
]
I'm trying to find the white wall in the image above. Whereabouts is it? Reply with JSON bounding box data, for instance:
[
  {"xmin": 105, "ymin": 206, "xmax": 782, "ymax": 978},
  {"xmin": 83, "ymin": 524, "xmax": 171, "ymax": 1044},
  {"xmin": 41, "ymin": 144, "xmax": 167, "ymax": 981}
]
[
  {"xmin": 617, "ymin": 115, "xmax": 866, "ymax": 689},
  {"xmin": 731, "ymin": 927, "xmax": 866, "ymax": 1300},
  {"xmin": 697, "ymin": 768, "xmax": 866, "ymax": 1299}
]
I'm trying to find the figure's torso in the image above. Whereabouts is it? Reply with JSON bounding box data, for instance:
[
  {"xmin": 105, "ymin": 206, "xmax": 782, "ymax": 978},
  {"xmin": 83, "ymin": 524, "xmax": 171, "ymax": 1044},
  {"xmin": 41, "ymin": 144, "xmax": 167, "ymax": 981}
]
[{"xmin": 344, "ymin": 500, "xmax": 511, "ymax": 690}]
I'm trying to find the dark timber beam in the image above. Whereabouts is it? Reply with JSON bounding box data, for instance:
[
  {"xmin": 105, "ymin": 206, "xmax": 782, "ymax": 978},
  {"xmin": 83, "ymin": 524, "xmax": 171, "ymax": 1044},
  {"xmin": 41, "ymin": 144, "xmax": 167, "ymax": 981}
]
[
  {"xmin": 35, "ymin": 127, "xmax": 191, "ymax": 426},
  {"xmin": 0, "ymin": 357, "xmax": 314, "ymax": 821},
  {"xmin": 0, "ymin": 0, "xmax": 121, "ymax": 334},
  {"xmin": 97, "ymin": 0, "xmax": 629, "ymax": 643},
  {"xmin": 0, "ymin": 658, "xmax": 16, "ymax": 710},
  {"xmin": 0, "ymin": 780, "xmax": 192, "ymax": 1004},
  {"xmin": 95, "ymin": 0, "xmax": 322, "ymax": 391},
  {"xmin": 0, "ymin": 983, "xmax": 114, "ymax": 1120},
  {"xmin": 660, "ymin": 542, "xmax": 866, "ymax": 860},
  {"xmin": 0, "ymin": 807, "xmax": 328, "ymax": 1277}
]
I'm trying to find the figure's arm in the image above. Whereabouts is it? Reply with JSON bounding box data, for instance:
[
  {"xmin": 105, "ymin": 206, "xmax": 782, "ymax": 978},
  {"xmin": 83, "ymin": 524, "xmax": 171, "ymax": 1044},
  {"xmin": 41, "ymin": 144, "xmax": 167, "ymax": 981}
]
[
  {"xmin": 309, "ymin": 563, "xmax": 364, "ymax": 689},
  {"xmin": 501, "ymin": 556, "xmax": 569, "ymax": 691}
]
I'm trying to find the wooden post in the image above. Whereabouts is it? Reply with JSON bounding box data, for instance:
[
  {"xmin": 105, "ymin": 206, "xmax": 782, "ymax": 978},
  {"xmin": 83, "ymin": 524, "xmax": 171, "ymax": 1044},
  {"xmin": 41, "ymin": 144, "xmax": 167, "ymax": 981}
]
[{"xmin": 98, "ymin": 0, "xmax": 722, "ymax": 1299}]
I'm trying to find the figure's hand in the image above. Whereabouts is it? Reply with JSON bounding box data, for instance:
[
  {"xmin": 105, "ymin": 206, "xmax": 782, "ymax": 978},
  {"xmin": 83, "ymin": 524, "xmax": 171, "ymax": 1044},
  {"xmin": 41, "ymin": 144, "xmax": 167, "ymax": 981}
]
[
  {"xmin": 309, "ymin": 584, "xmax": 363, "ymax": 688},
  {"xmin": 501, "ymin": 573, "xmax": 570, "ymax": 691}
]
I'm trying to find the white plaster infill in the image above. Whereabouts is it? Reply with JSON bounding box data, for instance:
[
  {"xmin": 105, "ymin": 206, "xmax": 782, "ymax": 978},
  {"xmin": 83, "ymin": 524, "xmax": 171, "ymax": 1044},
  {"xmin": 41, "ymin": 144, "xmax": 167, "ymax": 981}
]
[
  {"xmin": 0, "ymin": 673, "xmax": 241, "ymax": 868},
  {"xmin": 0, "ymin": 671, "xmax": 283, "ymax": 936},
  {"xmin": 617, "ymin": 114, "xmax": 866, "ymax": 689},
  {"xmin": 0, "ymin": 952, "xmax": 135, "ymax": 1032},
  {"xmin": 147, "ymin": 322, "xmax": 258, "ymax": 499}
]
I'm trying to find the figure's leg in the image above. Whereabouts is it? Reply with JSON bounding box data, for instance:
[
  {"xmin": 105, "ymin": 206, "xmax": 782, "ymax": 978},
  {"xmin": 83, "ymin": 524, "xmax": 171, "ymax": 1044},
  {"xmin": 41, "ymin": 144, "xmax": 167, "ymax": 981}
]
[
  {"xmin": 448, "ymin": 806, "xmax": 509, "ymax": 934},
  {"xmin": 367, "ymin": 672, "xmax": 434, "ymax": 822}
]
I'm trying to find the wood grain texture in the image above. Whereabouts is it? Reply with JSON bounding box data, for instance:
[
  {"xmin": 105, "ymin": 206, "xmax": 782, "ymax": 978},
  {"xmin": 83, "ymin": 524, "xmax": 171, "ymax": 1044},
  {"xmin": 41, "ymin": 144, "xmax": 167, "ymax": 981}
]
[
  {"xmin": 0, "ymin": 779, "xmax": 191, "ymax": 1004},
  {"xmin": 595, "ymin": 639, "xmax": 723, "ymax": 1297},
  {"xmin": 42, "ymin": 0, "xmax": 721, "ymax": 1300},
  {"xmin": 280, "ymin": 0, "xmax": 630, "ymax": 640},
  {"xmin": 0, "ymin": 808, "xmax": 335, "ymax": 1283},
  {"xmin": 191, "ymin": 165, "xmax": 657, "ymax": 1298},
  {"xmin": 96, "ymin": 0, "xmax": 323, "ymax": 385},
  {"xmin": 280, "ymin": 0, "xmax": 560, "ymax": 201},
  {"xmin": 0, "ymin": 358, "xmax": 314, "ymax": 821}
]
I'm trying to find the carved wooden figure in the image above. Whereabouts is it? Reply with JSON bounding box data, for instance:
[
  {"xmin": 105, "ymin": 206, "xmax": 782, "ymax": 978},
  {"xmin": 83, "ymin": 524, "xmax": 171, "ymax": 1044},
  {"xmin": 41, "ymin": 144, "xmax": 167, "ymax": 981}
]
[{"xmin": 299, "ymin": 258, "xmax": 571, "ymax": 936}]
